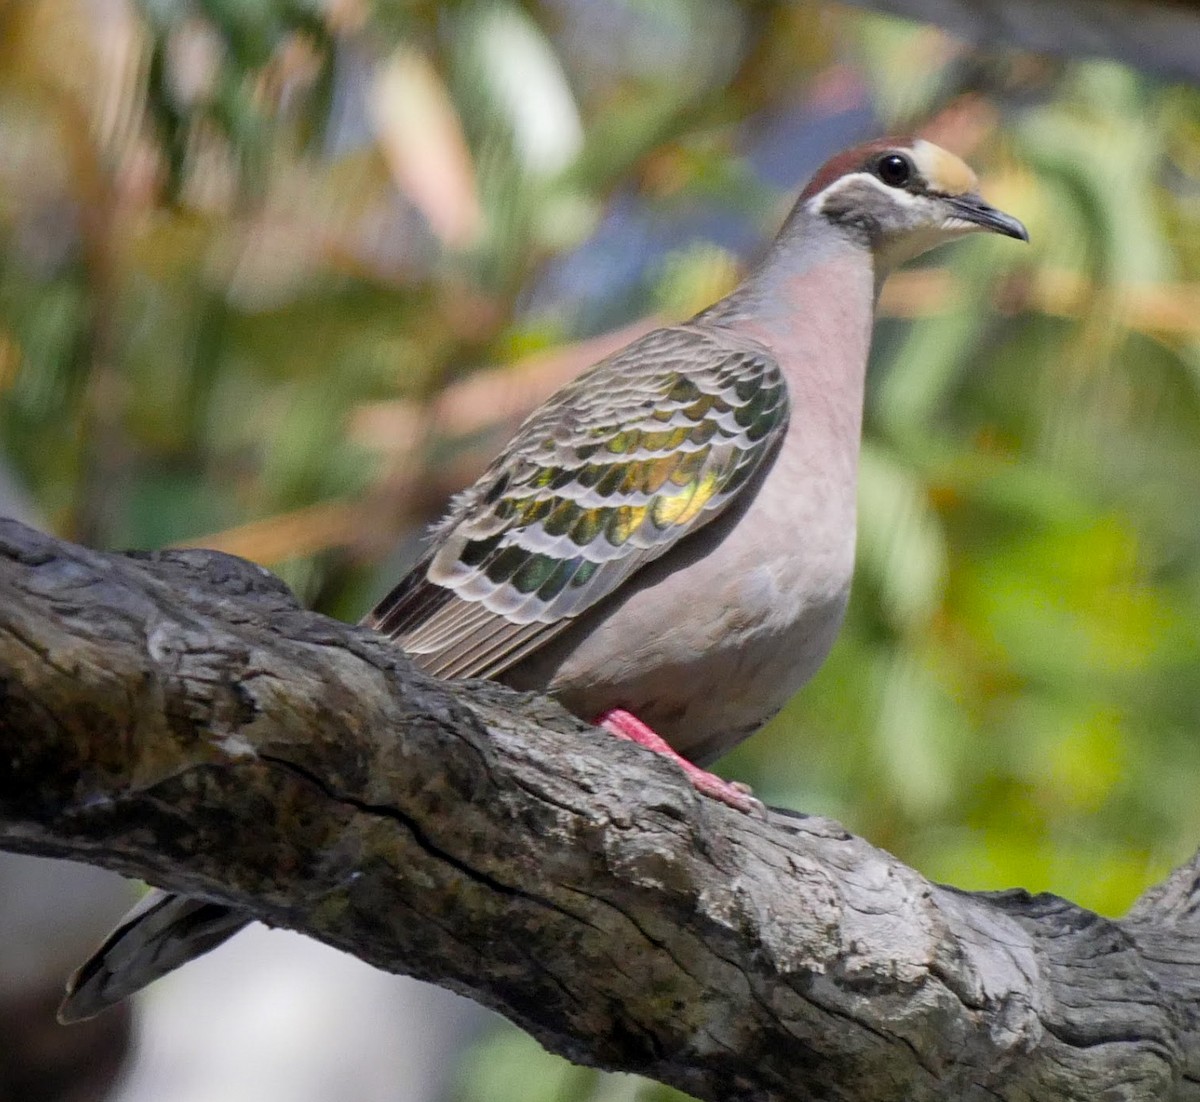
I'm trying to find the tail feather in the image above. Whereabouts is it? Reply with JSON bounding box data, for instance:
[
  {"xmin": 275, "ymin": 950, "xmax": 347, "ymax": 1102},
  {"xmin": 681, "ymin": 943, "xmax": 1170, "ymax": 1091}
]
[{"xmin": 58, "ymin": 890, "xmax": 249, "ymax": 1022}]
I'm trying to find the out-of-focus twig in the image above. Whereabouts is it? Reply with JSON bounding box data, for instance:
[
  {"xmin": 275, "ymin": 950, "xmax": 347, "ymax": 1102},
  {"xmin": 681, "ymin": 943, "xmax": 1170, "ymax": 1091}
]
[{"xmin": 179, "ymin": 265, "xmax": 1200, "ymax": 568}]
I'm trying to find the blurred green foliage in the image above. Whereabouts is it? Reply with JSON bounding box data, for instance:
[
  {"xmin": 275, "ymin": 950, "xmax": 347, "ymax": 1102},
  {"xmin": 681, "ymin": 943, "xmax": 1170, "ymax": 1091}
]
[{"xmin": 1, "ymin": 2, "xmax": 1198, "ymax": 1100}]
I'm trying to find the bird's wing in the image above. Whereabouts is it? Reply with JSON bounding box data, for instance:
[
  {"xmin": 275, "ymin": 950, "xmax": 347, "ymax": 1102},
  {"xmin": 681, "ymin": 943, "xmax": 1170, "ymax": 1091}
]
[{"xmin": 363, "ymin": 324, "xmax": 790, "ymax": 680}]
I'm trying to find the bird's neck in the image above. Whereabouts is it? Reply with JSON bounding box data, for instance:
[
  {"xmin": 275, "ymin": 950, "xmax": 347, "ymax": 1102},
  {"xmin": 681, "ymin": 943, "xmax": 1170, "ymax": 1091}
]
[
  {"xmin": 693, "ymin": 210, "xmax": 879, "ymax": 580},
  {"xmin": 697, "ymin": 210, "xmax": 878, "ymax": 392},
  {"xmin": 693, "ymin": 210, "xmax": 879, "ymax": 500}
]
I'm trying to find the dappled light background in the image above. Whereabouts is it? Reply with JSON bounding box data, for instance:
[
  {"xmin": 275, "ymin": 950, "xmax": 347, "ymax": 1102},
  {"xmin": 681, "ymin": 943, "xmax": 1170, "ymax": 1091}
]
[{"xmin": 1, "ymin": 1, "xmax": 1198, "ymax": 1100}]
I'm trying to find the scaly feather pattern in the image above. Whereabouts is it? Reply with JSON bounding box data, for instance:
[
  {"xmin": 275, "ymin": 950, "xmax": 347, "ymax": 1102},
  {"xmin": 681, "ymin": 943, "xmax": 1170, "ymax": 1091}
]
[{"xmin": 366, "ymin": 323, "xmax": 790, "ymax": 679}]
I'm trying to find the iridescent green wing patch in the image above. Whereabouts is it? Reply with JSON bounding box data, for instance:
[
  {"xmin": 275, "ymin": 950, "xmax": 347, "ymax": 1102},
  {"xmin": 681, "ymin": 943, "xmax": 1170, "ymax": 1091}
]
[{"xmin": 369, "ymin": 324, "xmax": 789, "ymax": 679}]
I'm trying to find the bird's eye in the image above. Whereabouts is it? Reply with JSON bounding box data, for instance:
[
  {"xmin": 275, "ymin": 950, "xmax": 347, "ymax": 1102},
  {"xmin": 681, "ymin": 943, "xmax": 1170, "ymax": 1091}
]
[{"xmin": 877, "ymin": 154, "xmax": 912, "ymax": 188}]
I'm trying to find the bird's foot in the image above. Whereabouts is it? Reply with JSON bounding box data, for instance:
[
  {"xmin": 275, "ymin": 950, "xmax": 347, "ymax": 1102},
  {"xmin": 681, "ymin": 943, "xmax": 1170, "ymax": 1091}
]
[{"xmin": 596, "ymin": 708, "xmax": 764, "ymax": 816}]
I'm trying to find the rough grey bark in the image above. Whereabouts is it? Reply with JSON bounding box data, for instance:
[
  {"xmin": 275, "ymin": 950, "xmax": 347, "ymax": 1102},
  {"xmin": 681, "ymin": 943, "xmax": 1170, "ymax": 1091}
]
[{"xmin": 1, "ymin": 515, "xmax": 1198, "ymax": 1101}]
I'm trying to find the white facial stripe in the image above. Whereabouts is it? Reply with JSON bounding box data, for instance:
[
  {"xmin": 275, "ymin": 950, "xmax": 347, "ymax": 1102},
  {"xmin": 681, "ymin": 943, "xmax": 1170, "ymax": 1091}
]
[{"xmin": 806, "ymin": 171, "xmax": 926, "ymax": 215}]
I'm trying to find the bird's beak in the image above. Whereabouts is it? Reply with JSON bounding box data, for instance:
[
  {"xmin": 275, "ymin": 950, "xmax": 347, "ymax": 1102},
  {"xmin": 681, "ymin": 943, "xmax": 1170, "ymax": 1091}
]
[{"xmin": 943, "ymin": 193, "xmax": 1029, "ymax": 242}]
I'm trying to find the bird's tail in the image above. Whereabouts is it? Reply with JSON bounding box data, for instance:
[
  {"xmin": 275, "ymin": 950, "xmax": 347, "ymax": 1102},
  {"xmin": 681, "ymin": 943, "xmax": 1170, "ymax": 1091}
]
[{"xmin": 58, "ymin": 890, "xmax": 249, "ymax": 1022}]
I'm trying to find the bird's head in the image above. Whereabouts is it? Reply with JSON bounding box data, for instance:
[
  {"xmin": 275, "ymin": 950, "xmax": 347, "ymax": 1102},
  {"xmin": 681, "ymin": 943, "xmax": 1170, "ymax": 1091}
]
[{"xmin": 799, "ymin": 137, "xmax": 1028, "ymax": 273}]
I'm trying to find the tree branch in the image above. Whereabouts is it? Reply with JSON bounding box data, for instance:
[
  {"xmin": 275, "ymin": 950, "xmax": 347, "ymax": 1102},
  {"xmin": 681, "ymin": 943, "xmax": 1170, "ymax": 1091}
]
[{"xmin": 1, "ymin": 516, "xmax": 1198, "ymax": 1101}]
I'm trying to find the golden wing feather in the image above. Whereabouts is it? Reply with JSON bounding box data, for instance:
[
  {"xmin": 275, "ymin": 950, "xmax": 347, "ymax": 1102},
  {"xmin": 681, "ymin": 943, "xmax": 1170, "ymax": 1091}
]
[{"xmin": 363, "ymin": 324, "xmax": 789, "ymax": 680}]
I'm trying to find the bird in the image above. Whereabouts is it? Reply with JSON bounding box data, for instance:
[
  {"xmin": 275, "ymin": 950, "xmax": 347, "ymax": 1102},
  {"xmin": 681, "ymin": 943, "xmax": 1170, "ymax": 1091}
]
[{"xmin": 59, "ymin": 136, "xmax": 1027, "ymax": 1022}]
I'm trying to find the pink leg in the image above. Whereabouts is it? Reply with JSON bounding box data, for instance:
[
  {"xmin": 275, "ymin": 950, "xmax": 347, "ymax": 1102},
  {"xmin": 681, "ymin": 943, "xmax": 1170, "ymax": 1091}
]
[{"xmin": 596, "ymin": 708, "xmax": 763, "ymax": 815}]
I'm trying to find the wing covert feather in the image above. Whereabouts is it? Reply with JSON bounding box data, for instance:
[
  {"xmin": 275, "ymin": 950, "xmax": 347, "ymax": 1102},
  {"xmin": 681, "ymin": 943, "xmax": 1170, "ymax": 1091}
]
[{"xmin": 364, "ymin": 324, "xmax": 790, "ymax": 679}]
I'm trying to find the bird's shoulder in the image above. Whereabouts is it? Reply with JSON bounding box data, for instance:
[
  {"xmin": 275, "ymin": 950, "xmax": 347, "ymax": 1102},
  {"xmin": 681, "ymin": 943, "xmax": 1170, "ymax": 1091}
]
[
  {"xmin": 432, "ymin": 323, "xmax": 788, "ymax": 545},
  {"xmin": 444, "ymin": 322, "xmax": 788, "ymax": 521},
  {"xmin": 365, "ymin": 321, "xmax": 791, "ymax": 677}
]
